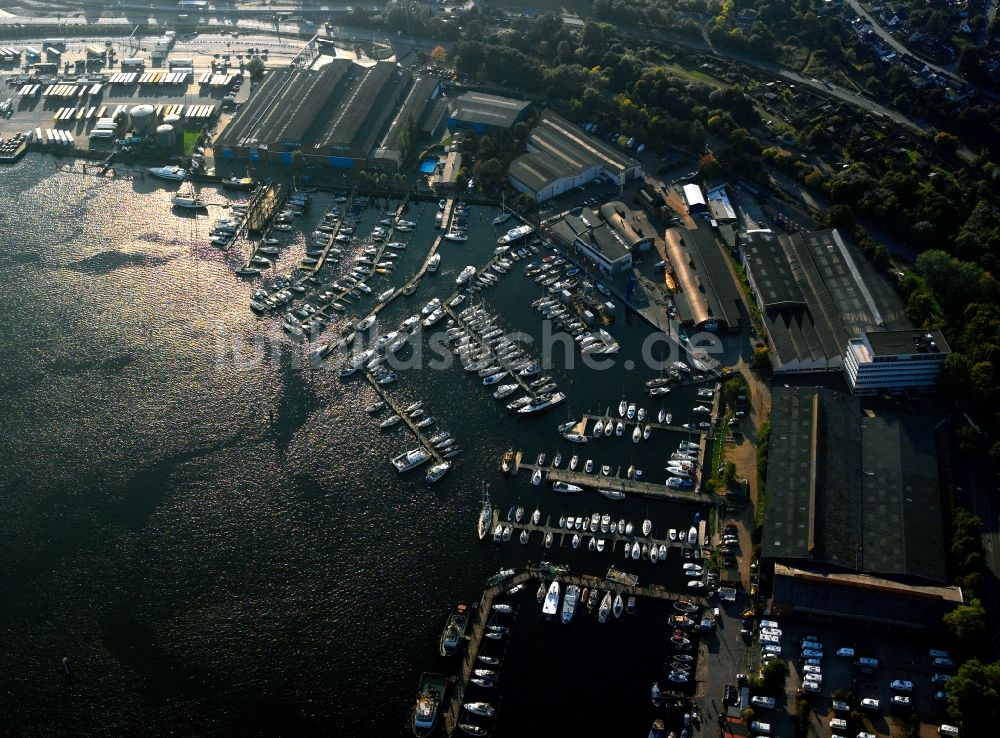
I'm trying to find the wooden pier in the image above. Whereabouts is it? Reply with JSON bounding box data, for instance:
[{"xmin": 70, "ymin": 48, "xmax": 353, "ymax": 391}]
[
  {"xmin": 441, "ymin": 566, "xmax": 708, "ymax": 737},
  {"xmin": 487, "ymin": 509, "xmax": 706, "ymax": 555},
  {"xmin": 512, "ymin": 453, "xmax": 713, "ymax": 505},
  {"xmin": 576, "ymin": 412, "xmax": 707, "ymax": 437},
  {"xmin": 363, "ymin": 371, "xmax": 445, "ymax": 465},
  {"xmin": 442, "ymin": 302, "xmax": 540, "ymax": 399},
  {"xmin": 442, "ymin": 571, "xmax": 532, "ymax": 737}
]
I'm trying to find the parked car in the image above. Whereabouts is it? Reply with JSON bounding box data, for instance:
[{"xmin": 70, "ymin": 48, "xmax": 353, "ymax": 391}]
[
  {"xmin": 861, "ymin": 698, "xmax": 880, "ymax": 710},
  {"xmin": 892, "ymin": 695, "xmax": 911, "ymax": 706},
  {"xmin": 932, "ymin": 673, "xmax": 952, "ymax": 685},
  {"xmin": 836, "ymin": 647, "xmax": 855, "ymax": 658},
  {"xmin": 890, "ymin": 680, "xmax": 914, "ymax": 692}
]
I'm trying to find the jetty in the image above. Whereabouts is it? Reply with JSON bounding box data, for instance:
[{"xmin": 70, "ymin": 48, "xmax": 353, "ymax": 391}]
[
  {"xmin": 575, "ymin": 413, "xmax": 707, "ymax": 437},
  {"xmin": 487, "ymin": 509, "xmax": 706, "ymax": 555},
  {"xmin": 512, "ymin": 452, "xmax": 712, "ymax": 505},
  {"xmin": 441, "ymin": 565, "xmax": 708, "ymax": 736},
  {"xmin": 363, "ymin": 372, "xmax": 445, "ymax": 465},
  {"xmin": 442, "ymin": 299, "xmax": 539, "ymax": 399}
]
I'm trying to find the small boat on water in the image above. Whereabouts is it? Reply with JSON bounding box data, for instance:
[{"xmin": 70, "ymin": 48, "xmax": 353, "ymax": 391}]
[
  {"xmin": 477, "ymin": 485, "xmax": 492, "ymax": 541},
  {"xmin": 425, "ymin": 461, "xmax": 451, "ymax": 483},
  {"xmin": 598, "ymin": 591, "xmax": 613, "ymax": 623},
  {"xmin": 542, "ymin": 580, "xmax": 560, "ymax": 618},
  {"xmin": 553, "ymin": 481, "xmax": 583, "ymax": 494},
  {"xmin": 561, "ymin": 584, "xmax": 579, "ymax": 624},
  {"xmin": 412, "ymin": 672, "xmax": 448, "ymax": 737},
  {"xmin": 439, "ymin": 603, "xmax": 471, "ymax": 657},
  {"xmin": 458, "ymin": 720, "xmax": 493, "ymax": 736},
  {"xmin": 462, "ymin": 702, "xmax": 495, "ymax": 718}
]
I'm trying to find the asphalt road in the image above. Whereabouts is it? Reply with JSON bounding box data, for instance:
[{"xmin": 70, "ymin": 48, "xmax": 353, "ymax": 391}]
[{"xmin": 845, "ymin": 0, "xmax": 960, "ymax": 82}]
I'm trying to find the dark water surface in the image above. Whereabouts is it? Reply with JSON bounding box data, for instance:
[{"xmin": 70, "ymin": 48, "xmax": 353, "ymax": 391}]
[{"xmin": 0, "ymin": 156, "xmax": 710, "ymax": 737}]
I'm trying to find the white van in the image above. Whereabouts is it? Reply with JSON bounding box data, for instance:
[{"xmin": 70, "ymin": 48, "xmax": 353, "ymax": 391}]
[
  {"xmin": 938, "ymin": 726, "xmax": 959, "ymax": 738},
  {"xmin": 751, "ymin": 696, "xmax": 775, "ymax": 709},
  {"xmin": 750, "ymin": 720, "xmax": 771, "ymax": 734},
  {"xmin": 830, "ymin": 718, "xmax": 847, "ymax": 730},
  {"xmin": 857, "ymin": 657, "xmax": 879, "ymax": 669},
  {"xmin": 760, "ymin": 619, "xmax": 779, "ymax": 629}
]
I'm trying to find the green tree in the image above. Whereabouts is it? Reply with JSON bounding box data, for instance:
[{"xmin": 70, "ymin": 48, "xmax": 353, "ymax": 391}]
[
  {"xmin": 246, "ymin": 55, "xmax": 265, "ymax": 79},
  {"xmin": 915, "ymin": 250, "xmax": 984, "ymax": 318},
  {"xmin": 722, "ymin": 376, "xmax": 744, "ymax": 411},
  {"xmin": 751, "ymin": 347, "xmax": 771, "ymax": 377},
  {"xmin": 397, "ymin": 114, "xmax": 418, "ymax": 164},
  {"xmin": 906, "ymin": 290, "xmax": 937, "ymax": 328},
  {"xmin": 934, "ymin": 131, "xmax": 960, "ymax": 154},
  {"xmin": 943, "ymin": 598, "xmax": 988, "ymax": 648},
  {"xmin": 759, "ymin": 658, "xmax": 788, "ymax": 693},
  {"xmin": 947, "ymin": 659, "xmax": 1000, "ymax": 735}
]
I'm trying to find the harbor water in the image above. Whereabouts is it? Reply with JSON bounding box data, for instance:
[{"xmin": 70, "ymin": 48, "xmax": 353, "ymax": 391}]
[{"xmin": 0, "ymin": 156, "xmax": 713, "ymax": 737}]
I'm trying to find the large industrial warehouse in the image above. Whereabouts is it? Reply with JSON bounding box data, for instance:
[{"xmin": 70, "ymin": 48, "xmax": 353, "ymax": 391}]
[
  {"xmin": 739, "ymin": 228, "xmax": 910, "ymax": 374},
  {"xmin": 509, "ymin": 110, "xmax": 642, "ymax": 202},
  {"xmin": 214, "ymin": 60, "xmax": 446, "ymax": 168},
  {"xmin": 761, "ymin": 386, "xmax": 961, "ymax": 629}
]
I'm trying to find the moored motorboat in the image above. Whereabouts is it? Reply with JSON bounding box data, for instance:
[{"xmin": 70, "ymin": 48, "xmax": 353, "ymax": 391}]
[
  {"xmin": 462, "ymin": 702, "xmax": 495, "ymax": 718},
  {"xmin": 439, "ymin": 603, "xmax": 471, "ymax": 657},
  {"xmin": 412, "ymin": 672, "xmax": 448, "ymax": 737}
]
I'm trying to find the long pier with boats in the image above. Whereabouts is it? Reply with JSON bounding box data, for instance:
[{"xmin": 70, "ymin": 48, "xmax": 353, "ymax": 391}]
[
  {"xmin": 573, "ymin": 412, "xmax": 708, "ymax": 437},
  {"xmin": 487, "ymin": 509, "xmax": 706, "ymax": 556},
  {"xmin": 441, "ymin": 297, "xmax": 540, "ymax": 400},
  {"xmin": 363, "ymin": 371, "xmax": 445, "ymax": 466},
  {"xmin": 439, "ymin": 565, "xmax": 709, "ymax": 736},
  {"xmin": 511, "ymin": 451, "xmax": 712, "ymax": 505}
]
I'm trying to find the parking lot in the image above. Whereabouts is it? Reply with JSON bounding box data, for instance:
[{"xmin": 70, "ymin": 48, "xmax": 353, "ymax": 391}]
[{"xmin": 743, "ymin": 617, "xmax": 958, "ymax": 738}]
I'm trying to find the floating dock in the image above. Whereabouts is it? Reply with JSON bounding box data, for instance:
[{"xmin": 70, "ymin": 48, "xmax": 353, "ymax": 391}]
[
  {"xmin": 487, "ymin": 509, "xmax": 707, "ymax": 555},
  {"xmin": 576, "ymin": 412, "xmax": 707, "ymax": 437},
  {"xmin": 512, "ymin": 452, "xmax": 712, "ymax": 505},
  {"xmin": 363, "ymin": 371, "xmax": 445, "ymax": 466}
]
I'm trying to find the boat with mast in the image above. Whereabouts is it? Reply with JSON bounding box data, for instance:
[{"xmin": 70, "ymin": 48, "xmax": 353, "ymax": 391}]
[{"xmin": 476, "ymin": 484, "xmax": 492, "ymax": 541}]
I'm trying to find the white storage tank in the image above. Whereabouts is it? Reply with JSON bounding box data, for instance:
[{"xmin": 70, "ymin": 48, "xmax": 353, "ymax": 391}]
[
  {"xmin": 129, "ymin": 103, "xmax": 155, "ymax": 133},
  {"xmin": 163, "ymin": 113, "xmax": 181, "ymax": 125},
  {"xmin": 155, "ymin": 123, "xmax": 175, "ymax": 146}
]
